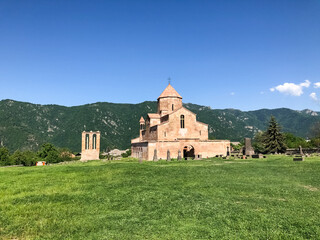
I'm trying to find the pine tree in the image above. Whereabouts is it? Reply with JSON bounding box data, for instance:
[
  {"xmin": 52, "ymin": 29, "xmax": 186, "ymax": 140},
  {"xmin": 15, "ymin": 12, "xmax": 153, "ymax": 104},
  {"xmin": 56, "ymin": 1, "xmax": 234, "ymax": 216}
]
[{"xmin": 264, "ymin": 116, "xmax": 286, "ymax": 154}]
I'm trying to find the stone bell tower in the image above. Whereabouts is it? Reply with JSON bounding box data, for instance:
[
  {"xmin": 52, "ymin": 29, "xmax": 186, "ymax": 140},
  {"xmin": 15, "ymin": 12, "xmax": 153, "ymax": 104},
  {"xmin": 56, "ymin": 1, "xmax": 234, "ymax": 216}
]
[
  {"xmin": 139, "ymin": 116, "xmax": 145, "ymax": 140},
  {"xmin": 81, "ymin": 131, "xmax": 100, "ymax": 161}
]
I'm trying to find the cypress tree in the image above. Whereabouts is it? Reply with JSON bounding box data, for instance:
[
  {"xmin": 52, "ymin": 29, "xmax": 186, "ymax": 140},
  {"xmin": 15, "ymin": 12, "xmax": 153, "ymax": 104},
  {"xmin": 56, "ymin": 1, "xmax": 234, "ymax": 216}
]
[{"xmin": 264, "ymin": 116, "xmax": 286, "ymax": 154}]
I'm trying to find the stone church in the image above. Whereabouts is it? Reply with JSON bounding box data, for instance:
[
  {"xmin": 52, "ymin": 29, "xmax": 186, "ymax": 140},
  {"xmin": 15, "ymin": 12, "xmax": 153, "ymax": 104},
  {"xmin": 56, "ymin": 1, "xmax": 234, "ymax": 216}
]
[{"xmin": 131, "ymin": 84, "xmax": 230, "ymax": 160}]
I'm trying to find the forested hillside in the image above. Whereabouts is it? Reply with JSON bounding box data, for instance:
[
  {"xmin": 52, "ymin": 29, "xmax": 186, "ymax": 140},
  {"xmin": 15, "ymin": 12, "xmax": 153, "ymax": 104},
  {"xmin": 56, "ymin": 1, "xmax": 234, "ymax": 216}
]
[{"xmin": 0, "ymin": 99, "xmax": 319, "ymax": 152}]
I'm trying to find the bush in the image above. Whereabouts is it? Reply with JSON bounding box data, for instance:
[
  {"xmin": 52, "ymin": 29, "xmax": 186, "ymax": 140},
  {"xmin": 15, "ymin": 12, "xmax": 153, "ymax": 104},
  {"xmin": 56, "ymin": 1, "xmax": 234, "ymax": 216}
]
[
  {"xmin": 46, "ymin": 151, "xmax": 60, "ymax": 163},
  {"xmin": 310, "ymin": 138, "xmax": 320, "ymax": 148},
  {"xmin": 121, "ymin": 149, "xmax": 131, "ymax": 158},
  {"xmin": 230, "ymin": 143, "xmax": 243, "ymax": 151}
]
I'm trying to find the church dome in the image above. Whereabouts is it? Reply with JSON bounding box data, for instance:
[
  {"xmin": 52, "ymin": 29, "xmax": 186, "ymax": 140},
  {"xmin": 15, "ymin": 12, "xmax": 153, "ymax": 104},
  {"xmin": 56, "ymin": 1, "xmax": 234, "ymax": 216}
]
[{"xmin": 158, "ymin": 84, "xmax": 182, "ymax": 100}]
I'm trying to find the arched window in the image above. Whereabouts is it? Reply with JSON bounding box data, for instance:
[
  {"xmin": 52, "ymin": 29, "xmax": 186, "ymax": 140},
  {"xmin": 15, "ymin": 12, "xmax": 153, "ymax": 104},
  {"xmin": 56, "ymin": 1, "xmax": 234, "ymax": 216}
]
[
  {"xmin": 85, "ymin": 134, "xmax": 89, "ymax": 149},
  {"xmin": 180, "ymin": 115, "xmax": 185, "ymax": 128},
  {"xmin": 93, "ymin": 134, "xmax": 97, "ymax": 149},
  {"xmin": 172, "ymin": 104, "xmax": 174, "ymax": 111}
]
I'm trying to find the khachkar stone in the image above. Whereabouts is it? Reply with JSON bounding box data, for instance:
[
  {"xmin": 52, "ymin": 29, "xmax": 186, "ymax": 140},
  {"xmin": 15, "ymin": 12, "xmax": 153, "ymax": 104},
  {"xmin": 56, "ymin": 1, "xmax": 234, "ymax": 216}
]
[
  {"xmin": 244, "ymin": 138, "xmax": 255, "ymax": 156},
  {"xmin": 177, "ymin": 150, "xmax": 182, "ymax": 161},
  {"xmin": 299, "ymin": 145, "xmax": 304, "ymax": 156},
  {"xmin": 167, "ymin": 150, "xmax": 171, "ymax": 161},
  {"xmin": 153, "ymin": 149, "xmax": 158, "ymax": 161},
  {"xmin": 81, "ymin": 131, "xmax": 100, "ymax": 161},
  {"xmin": 139, "ymin": 152, "xmax": 143, "ymax": 163}
]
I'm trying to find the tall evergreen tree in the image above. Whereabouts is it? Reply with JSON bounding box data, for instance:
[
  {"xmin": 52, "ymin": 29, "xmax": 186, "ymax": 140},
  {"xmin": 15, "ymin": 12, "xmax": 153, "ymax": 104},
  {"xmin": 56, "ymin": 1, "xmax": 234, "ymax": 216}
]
[{"xmin": 264, "ymin": 116, "xmax": 286, "ymax": 154}]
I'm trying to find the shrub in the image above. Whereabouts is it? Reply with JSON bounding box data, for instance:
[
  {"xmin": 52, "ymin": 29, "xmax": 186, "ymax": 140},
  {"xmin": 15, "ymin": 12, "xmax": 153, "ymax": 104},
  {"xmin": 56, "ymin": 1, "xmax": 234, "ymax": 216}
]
[
  {"xmin": 59, "ymin": 148, "xmax": 73, "ymax": 162},
  {"xmin": 121, "ymin": 149, "xmax": 131, "ymax": 158}
]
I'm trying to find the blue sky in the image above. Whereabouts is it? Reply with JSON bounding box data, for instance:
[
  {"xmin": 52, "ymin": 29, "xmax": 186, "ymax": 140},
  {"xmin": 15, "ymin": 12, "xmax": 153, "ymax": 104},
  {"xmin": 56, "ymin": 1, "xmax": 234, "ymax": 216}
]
[{"xmin": 0, "ymin": 0, "xmax": 319, "ymax": 111}]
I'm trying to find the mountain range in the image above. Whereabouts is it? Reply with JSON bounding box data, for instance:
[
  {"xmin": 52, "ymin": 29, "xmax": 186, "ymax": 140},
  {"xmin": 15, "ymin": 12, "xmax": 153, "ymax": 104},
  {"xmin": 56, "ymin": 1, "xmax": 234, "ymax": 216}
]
[{"xmin": 0, "ymin": 99, "xmax": 319, "ymax": 152}]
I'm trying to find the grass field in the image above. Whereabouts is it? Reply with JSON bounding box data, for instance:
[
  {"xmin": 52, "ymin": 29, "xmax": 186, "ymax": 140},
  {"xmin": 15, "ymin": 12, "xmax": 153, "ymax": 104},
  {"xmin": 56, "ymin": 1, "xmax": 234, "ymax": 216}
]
[{"xmin": 1, "ymin": 156, "xmax": 320, "ymax": 239}]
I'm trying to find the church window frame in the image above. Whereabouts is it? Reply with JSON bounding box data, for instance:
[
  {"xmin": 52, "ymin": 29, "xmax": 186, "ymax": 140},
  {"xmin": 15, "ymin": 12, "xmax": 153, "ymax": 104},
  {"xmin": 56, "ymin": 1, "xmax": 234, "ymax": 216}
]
[
  {"xmin": 93, "ymin": 134, "xmax": 97, "ymax": 149},
  {"xmin": 85, "ymin": 134, "xmax": 89, "ymax": 149},
  {"xmin": 180, "ymin": 115, "xmax": 185, "ymax": 128}
]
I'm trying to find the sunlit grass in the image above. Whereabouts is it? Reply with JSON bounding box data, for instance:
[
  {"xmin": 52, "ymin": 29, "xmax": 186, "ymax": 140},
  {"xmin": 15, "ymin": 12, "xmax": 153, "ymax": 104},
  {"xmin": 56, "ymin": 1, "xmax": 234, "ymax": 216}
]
[{"xmin": 1, "ymin": 156, "xmax": 320, "ymax": 239}]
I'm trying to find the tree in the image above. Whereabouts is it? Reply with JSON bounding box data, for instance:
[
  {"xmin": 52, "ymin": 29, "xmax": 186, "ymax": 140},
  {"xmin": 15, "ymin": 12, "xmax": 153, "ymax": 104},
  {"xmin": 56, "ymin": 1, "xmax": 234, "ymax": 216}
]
[
  {"xmin": 0, "ymin": 147, "xmax": 10, "ymax": 166},
  {"xmin": 263, "ymin": 116, "xmax": 286, "ymax": 154},
  {"xmin": 309, "ymin": 121, "xmax": 320, "ymax": 148},
  {"xmin": 10, "ymin": 150, "xmax": 26, "ymax": 165},
  {"xmin": 37, "ymin": 143, "xmax": 60, "ymax": 163},
  {"xmin": 310, "ymin": 121, "xmax": 320, "ymax": 139},
  {"xmin": 253, "ymin": 131, "xmax": 266, "ymax": 153},
  {"xmin": 21, "ymin": 151, "xmax": 38, "ymax": 166},
  {"xmin": 283, "ymin": 133, "xmax": 310, "ymax": 148}
]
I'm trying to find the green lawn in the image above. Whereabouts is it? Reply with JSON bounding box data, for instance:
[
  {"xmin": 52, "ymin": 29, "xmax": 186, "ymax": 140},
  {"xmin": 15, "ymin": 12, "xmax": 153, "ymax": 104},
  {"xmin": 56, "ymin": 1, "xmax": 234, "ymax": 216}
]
[{"xmin": 1, "ymin": 156, "xmax": 320, "ymax": 239}]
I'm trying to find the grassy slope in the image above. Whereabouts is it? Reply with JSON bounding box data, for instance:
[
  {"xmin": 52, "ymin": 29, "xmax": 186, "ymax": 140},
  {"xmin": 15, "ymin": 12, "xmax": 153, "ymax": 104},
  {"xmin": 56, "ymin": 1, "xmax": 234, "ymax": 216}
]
[{"xmin": 1, "ymin": 157, "xmax": 320, "ymax": 239}]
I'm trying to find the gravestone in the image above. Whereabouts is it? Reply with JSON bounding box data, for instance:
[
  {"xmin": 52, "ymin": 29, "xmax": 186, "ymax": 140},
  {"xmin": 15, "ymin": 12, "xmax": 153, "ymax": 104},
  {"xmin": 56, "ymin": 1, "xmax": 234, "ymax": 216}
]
[
  {"xmin": 293, "ymin": 155, "xmax": 304, "ymax": 161},
  {"xmin": 244, "ymin": 138, "xmax": 255, "ymax": 156},
  {"xmin": 252, "ymin": 154, "xmax": 264, "ymax": 159},
  {"xmin": 167, "ymin": 150, "xmax": 171, "ymax": 161},
  {"xmin": 153, "ymin": 149, "xmax": 158, "ymax": 161},
  {"xmin": 177, "ymin": 150, "xmax": 182, "ymax": 161}
]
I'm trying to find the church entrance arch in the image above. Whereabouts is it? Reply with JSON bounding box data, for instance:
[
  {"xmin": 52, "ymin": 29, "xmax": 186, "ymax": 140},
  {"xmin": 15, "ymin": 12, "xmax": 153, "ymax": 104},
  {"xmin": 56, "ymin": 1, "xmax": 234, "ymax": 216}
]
[{"xmin": 183, "ymin": 145, "xmax": 195, "ymax": 159}]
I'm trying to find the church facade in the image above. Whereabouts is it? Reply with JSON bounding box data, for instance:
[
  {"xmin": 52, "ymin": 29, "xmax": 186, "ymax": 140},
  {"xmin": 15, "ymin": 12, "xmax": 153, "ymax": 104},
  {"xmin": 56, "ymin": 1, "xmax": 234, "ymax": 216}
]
[{"xmin": 131, "ymin": 84, "xmax": 230, "ymax": 160}]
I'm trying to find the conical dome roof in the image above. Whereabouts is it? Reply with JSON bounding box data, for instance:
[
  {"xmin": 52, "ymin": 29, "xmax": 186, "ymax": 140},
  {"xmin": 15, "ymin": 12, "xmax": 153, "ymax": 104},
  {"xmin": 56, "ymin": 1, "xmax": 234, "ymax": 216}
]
[
  {"xmin": 158, "ymin": 84, "xmax": 182, "ymax": 99},
  {"xmin": 139, "ymin": 116, "xmax": 145, "ymax": 123}
]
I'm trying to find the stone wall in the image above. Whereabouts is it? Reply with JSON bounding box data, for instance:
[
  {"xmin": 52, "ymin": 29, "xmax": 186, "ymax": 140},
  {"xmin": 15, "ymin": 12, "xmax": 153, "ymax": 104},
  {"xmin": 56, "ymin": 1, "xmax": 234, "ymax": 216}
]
[
  {"xmin": 131, "ymin": 142, "xmax": 149, "ymax": 159},
  {"xmin": 141, "ymin": 140, "xmax": 230, "ymax": 161},
  {"xmin": 157, "ymin": 107, "xmax": 208, "ymax": 141},
  {"xmin": 158, "ymin": 97, "xmax": 183, "ymax": 117}
]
